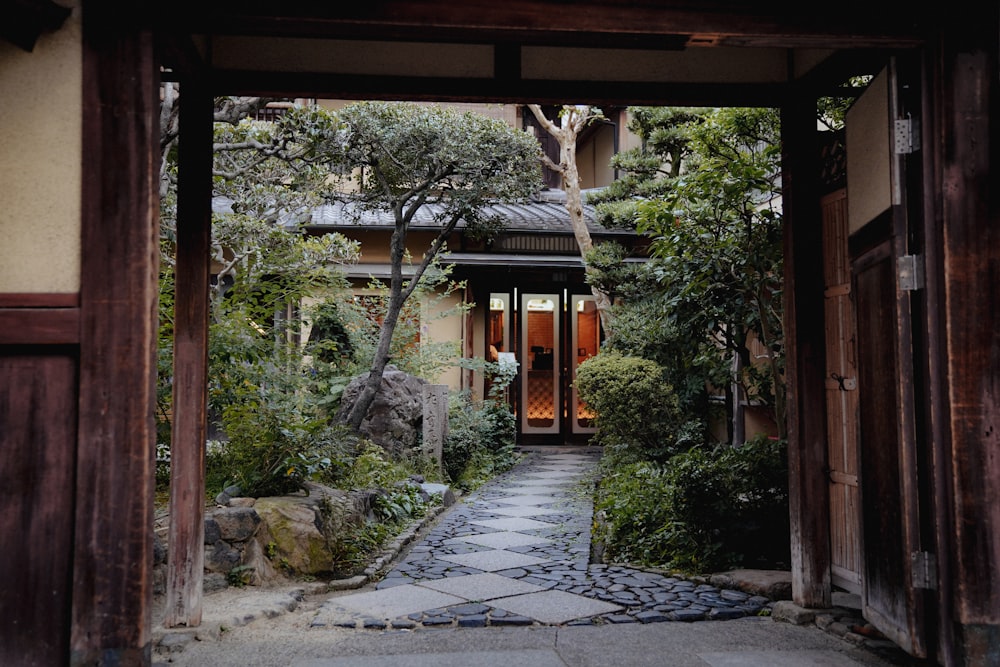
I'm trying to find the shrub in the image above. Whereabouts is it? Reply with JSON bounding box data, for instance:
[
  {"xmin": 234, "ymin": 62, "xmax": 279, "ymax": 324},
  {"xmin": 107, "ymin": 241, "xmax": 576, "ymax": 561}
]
[
  {"xmin": 594, "ymin": 435, "xmax": 789, "ymax": 573},
  {"xmin": 443, "ymin": 389, "xmax": 518, "ymax": 490},
  {"xmin": 574, "ymin": 352, "xmax": 687, "ymax": 462}
]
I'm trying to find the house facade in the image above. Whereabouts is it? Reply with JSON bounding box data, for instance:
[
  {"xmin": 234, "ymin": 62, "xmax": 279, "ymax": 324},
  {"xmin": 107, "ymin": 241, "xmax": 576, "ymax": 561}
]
[{"xmin": 1, "ymin": 3, "xmax": 997, "ymax": 666}]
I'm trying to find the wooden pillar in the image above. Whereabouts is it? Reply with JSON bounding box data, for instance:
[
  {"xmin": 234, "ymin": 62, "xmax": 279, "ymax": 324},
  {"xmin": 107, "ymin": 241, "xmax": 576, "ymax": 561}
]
[
  {"xmin": 781, "ymin": 97, "xmax": 832, "ymax": 608},
  {"xmin": 930, "ymin": 10, "xmax": 1000, "ymax": 663},
  {"xmin": 165, "ymin": 78, "xmax": 212, "ymax": 627},
  {"xmin": 72, "ymin": 8, "xmax": 159, "ymax": 666}
]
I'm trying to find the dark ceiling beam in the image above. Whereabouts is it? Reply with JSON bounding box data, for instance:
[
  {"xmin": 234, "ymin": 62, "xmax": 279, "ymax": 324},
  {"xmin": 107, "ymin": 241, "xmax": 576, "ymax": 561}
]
[
  {"xmin": 159, "ymin": 1, "xmax": 926, "ymax": 50},
  {"xmin": 208, "ymin": 70, "xmax": 792, "ymax": 108}
]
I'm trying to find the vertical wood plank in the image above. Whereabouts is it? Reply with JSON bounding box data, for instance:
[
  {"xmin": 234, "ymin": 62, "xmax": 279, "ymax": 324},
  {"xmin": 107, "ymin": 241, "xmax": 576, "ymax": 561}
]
[
  {"xmin": 935, "ymin": 20, "xmax": 1000, "ymax": 665},
  {"xmin": 0, "ymin": 350, "xmax": 78, "ymax": 666},
  {"xmin": 72, "ymin": 10, "xmax": 159, "ymax": 665},
  {"xmin": 781, "ymin": 98, "xmax": 832, "ymax": 608},
  {"xmin": 165, "ymin": 77, "xmax": 212, "ymax": 628}
]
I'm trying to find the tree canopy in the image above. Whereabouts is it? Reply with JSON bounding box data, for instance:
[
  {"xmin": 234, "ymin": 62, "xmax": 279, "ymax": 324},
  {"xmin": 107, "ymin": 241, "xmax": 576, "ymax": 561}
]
[{"xmin": 325, "ymin": 102, "xmax": 543, "ymax": 429}]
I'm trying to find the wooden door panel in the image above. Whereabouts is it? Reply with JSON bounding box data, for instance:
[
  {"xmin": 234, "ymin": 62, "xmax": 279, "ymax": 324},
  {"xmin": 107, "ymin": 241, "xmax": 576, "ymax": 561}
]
[
  {"xmin": 822, "ymin": 189, "xmax": 862, "ymax": 593},
  {"xmin": 853, "ymin": 238, "xmax": 924, "ymax": 656},
  {"xmin": 0, "ymin": 349, "xmax": 78, "ymax": 666}
]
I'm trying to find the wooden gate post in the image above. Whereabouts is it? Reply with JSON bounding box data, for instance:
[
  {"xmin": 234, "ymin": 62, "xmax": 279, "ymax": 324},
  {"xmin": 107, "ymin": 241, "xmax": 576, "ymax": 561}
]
[
  {"xmin": 781, "ymin": 97, "xmax": 833, "ymax": 609},
  {"xmin": 165, "ymin": 77, "xmax": 212, "ymax": 628}
]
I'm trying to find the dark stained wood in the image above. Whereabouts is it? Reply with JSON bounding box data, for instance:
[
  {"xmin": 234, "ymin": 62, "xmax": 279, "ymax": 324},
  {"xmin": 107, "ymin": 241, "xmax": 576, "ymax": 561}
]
[
  {"xmin": 72, "ymin": 14, "xmax": 159, "ymax": 666},
  {"xmin": 781, "ymin": 98, "xmax": 831, "ymax": 608},
  {"xmin": 0, "ymin": 308, "xmax": 79, "ymax": 345},
  {"xmin": 0, "ymin": 349, "xmax": 78, "ymax": 666},
  {"xmin": 212, "ymin": 71, "xmax": 791, "ymax": 109},
  {"xmin": 853, "ymin": 236, "xmax": 919, "ymax": 655},
  {"xmin": 934, "ymin": 15, "xmax": 1000, "ymax": 664},
  {"xmin": 0, "ymin": 292, "xmax": 79, "ymax": 307},
  {"xmin": 163, "ymin": 1, "xmax": 927, "ymax": 50},
  {"xmin": 165, "ymin": 76, "xmax": 212, "ymax": 628}
]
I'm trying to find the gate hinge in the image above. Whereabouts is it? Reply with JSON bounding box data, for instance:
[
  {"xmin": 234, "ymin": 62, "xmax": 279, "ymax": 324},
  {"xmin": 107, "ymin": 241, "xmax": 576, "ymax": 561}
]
[
  {"xmin": 911, "ymin": 551, "xmax": 938, "ymax": 590},
  {"xmin": 898, "ymin": 254, "xmax": 925, "ymax": 291},
  {"xmin": 894, "ymin": 117, "xmax": 921, "ymax": 154}
]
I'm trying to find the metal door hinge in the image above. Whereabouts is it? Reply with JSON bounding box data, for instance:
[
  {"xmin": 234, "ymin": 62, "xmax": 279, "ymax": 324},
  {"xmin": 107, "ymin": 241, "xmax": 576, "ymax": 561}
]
[
  {"xmin": 898, "ymin": 254, "xmax": 925, "ymax": 291},
  {"xmin": 895, "ymin": 117, "xmax": 921, "ymax": 154},
  {"xmin": 911, "ymin": 551, "xmax": 938, "ymax": 589}
]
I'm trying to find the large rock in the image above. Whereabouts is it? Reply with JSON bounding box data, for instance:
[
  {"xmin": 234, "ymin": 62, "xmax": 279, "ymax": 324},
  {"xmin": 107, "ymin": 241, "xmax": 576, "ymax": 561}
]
[
  {"xmin": 337, "ymin": 365, "xmax": 428, "ymax": 455},
  {"xmin": 253, "ymin": 483, "xmax": 370, "ymax": 577}
]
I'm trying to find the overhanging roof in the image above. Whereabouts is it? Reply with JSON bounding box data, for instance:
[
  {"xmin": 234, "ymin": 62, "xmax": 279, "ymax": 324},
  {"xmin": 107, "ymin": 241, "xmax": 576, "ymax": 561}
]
[{"xmin": 307, "ymin": 190, "xmax": 635, "ymax": 237}]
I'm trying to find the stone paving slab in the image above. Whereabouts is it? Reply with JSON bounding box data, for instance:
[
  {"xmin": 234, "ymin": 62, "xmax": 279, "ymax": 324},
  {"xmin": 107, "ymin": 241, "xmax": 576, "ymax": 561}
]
[
  {"xmin": 499, "ymin": 485, "xmax": 565, "ymax": 495},
  {"xmin": 448, "ymin": 531, "xmax": 554, "ymax": 549},
  {"xmin": 317, "ymin": 585, "xmax": 465, "ymax": 621},
  {"xmin": 487, "ymin": 495, "xmax": 563, "ymax": 508},
  {"xmin": 488, "ymin": 506, "xmax": 564, "ymax": 518},
  {"xmin": 470, "ymin": 516, "xmax": 558, "ymax": 530},
  {"xmin": 487, "ymin": 590, "xmax": 623, "ymax": 625},
  {"xmin": 509, "ymin": 478, "xmax": 573, "ymax": 486},
  {"xmin": 416, "ymin": 573, "xmax": 548, "ymax": 601},
  {"xmin": 437, "ymin": 549, "xmax": 552, "ymax": 572}
]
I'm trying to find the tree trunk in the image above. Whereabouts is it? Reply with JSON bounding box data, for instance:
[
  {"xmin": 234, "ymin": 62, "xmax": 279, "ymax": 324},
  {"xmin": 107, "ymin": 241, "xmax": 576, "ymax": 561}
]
[
  {"xmin": 528, "ymin": 104, "xmax": 615, "ymax": 337},
  {"xmin": 345, "ymin": 224, "xmax": 408, "ymax": 430}
]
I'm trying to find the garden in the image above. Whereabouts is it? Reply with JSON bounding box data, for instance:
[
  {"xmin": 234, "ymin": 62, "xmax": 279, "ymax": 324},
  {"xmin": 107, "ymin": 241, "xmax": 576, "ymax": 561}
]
[{"xmin": 156, "ymin": 96, "xmax": 796, "ymax": 587}]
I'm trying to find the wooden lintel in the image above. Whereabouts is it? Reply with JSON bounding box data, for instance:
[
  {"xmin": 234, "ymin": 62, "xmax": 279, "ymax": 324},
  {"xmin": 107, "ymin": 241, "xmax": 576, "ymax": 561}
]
[{"xmin": 0, "ymin": 308, "xmax": 80, "ymax": 345}]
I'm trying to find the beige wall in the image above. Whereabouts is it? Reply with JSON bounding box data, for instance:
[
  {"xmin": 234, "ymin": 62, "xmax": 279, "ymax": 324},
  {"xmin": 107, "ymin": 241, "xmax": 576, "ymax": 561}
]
[
  {"xmin": 846, "ymin": 68, "xmax": 891, "ymax": 234},
  {"xmin": 0, "ymin": 7, "xmax": 82, "ymax": 293}
]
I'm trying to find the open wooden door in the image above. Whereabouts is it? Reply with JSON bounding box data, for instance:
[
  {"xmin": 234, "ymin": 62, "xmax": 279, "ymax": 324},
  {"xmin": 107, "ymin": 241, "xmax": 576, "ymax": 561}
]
[
  {"xmin": 847, "ymin": 62, "xmax": 928, "ymax": 657},
  {"xmin": 822, "ymin": 189, "xmax": 862, "ymax": 595}
]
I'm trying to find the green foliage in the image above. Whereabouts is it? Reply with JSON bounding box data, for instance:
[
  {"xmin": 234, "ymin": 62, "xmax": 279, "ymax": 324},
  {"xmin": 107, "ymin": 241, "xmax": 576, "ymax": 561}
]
[
  {"xmin": 631, "ymin": 107, "xmax": 785, "ymax": 438},
  {"xmin": 594, "ymin": 435, "xmax": 789, "ymax": 573},
  {"xmin": 347, "ymin": 261, "xmax": 471, "ymax": 383},
  {"xmin": 574, "ymin": 352, "xmax": 691, "ymax": 463},
  {"xmin": 588, "ymin": 106, "xmax": 708, "ymax": 229},
  {"xmin": 443, "ymin": 380, "xmax": 519, "ymax": 491}
]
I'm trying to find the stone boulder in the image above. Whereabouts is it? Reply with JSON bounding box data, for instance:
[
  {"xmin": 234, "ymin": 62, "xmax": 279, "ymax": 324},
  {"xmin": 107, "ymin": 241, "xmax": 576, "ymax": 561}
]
[
  {"xmin": 253, "ymin": 482, "xmax": 373, "ymax": 577},
  {"xmin": 336, "ymin": 365, "xmax": 428, "ymax": 455}
]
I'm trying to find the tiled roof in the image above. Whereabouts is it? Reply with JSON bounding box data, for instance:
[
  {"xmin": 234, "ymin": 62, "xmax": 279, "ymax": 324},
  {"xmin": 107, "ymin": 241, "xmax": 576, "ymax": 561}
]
[{"xmin": 307, "ymin": 190, "xmax": 632, "ymax": 236}]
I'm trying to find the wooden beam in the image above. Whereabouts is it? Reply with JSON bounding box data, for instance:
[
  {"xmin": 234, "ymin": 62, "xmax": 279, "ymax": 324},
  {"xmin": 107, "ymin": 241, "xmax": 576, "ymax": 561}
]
[
  {"xmin": 72, "ymin": 14, "xmax": 159, "ymax": 666},
  {"xmin": 933, "ymin": 13, "xmax": 1000, "ymax": 664},
  {"xmin": 210, "ymin": 70, "xmax": 791, "ymax": 108},
  {"xmin": 781, "ymin": 95, "xmax": 832, "ymax": 608},
  {"xmin": 0, "ymin": 308, "xmax": 79, "ymax": 345},
  {"xmin": 162, "ymin": 1, "xmax": 926, "ymax": 50},
  {"xmin": 164, "ymin": 75, "xmax": 212, "ymax": 629}
]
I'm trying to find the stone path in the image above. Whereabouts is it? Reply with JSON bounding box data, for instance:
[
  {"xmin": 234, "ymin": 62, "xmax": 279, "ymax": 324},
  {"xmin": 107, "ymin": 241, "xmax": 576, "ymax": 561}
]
[{"xmin": 311, "ymin": 448, "xmax": 773, "ymax": 630}]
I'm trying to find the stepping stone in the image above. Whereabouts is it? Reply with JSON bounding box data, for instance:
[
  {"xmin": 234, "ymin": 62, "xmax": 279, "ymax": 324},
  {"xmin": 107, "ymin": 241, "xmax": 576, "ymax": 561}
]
[
  {"xmin": 489, "ymin": 506, "xmax": 563, "ymax": 518},
  {"xmin": 501, "ymin": 486, "xmax": 566, "ymax": 495},
  {"xmin": 417, "ymin": 572, "xmax": 547, "ymax": 600},
  {"xmin": 491, "ymin": 495, "xmax": 562, "ymax": 507},
  {"xmin": 512, "ymin": 478, "xmax": 572, "ymax": 486},
  {"xmin": 437, "ymin": 550, "xmax": 551, "ymax": 572},
  {"xmin": 470, "ymin": 517, "xmax": 557, "ymax": 531},
  {"xmin": 319, "ymin": 585, "xmax": 464, "ymax": 620},
  {"xmin": 488, "ymin": 590, "xmax": 623, "ymax": 625},
  {"xmin": 522, "ymin": 471, "xmax": 584, "ymax": 480},
  {"xmin": 448, "ymin": 531, "xmax": 554, "ymax": 549}
]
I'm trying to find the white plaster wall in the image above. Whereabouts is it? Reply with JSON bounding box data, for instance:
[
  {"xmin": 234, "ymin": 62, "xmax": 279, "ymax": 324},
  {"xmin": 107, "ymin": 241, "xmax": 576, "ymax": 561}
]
[
  {"xmin": 846, "ymin": 69, "xmax": 892, "ymax": 234},
  {"xmin": 0, "ymin": 8, "xmax": 82, "ymax": 293}
]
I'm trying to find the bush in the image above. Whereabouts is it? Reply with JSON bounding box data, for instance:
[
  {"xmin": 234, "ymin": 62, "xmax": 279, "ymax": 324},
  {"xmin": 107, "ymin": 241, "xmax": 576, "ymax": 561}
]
[
  {"xmin": 443, "ymin": 390, "xmax": 518, "ymax": 490},
  {"xmin": 594, "ymin": 435, "xmax": 789, "ymax": 573},
  {"xmin": 574, "ymin": 352, "xmax": 688, "ymax": 462}
]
